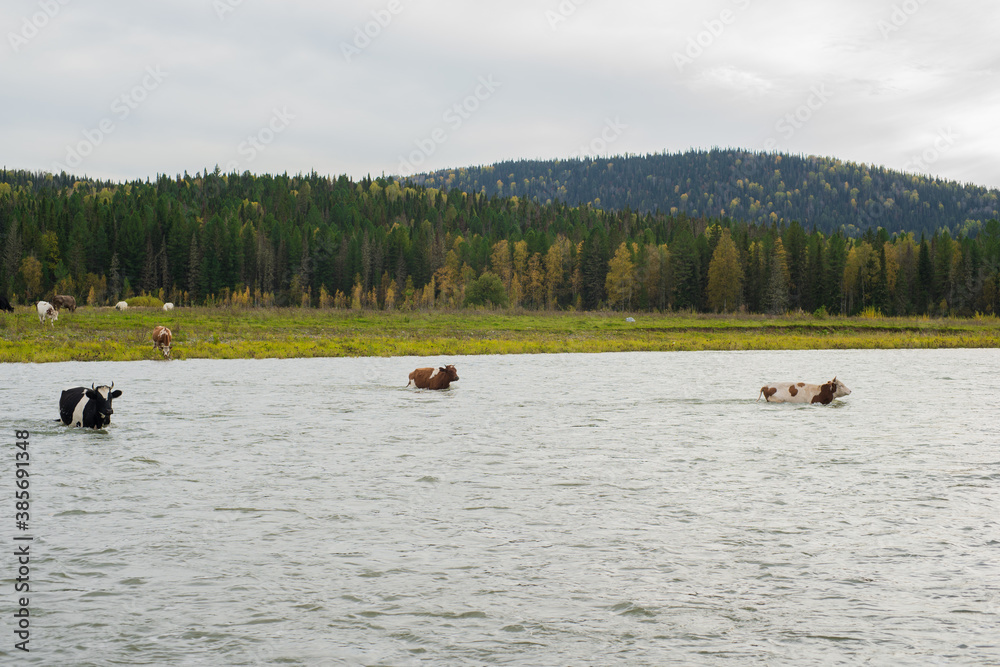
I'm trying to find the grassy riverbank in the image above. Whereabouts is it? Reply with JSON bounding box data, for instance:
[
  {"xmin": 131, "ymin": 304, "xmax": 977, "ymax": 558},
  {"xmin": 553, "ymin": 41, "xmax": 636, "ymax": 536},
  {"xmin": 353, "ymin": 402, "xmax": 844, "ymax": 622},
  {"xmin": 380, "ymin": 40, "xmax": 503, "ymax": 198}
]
[{"xmin": 1, "ymin": 306, "xmax": 999, "ymax": 363}]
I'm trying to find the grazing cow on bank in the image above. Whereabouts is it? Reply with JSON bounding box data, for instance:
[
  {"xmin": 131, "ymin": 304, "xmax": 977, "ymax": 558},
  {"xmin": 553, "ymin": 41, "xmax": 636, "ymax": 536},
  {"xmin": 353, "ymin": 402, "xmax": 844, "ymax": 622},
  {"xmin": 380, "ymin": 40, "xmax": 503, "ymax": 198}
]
[
  {"xmin": 52, "ymin": 294, "xmax": 77, "ymax": 312},
  {"xmin": 36, "ymin": 301, "xmax": 58, "ymax": 325},
  {"xmin": 163, "ymin": 302, "xmax": 174, "ymax": 311},
  {"xmin": 0, "ymin": 296, "xmax": 13, "ymax": 312},
  {"xmin": 115, "ymin": 301, "xmax": 128, "ymax": 311},
  {"xmin": 758, "ymin": 378, "xmax": 852, "ymax": 404},
  {"xmin": 152, "ymin": 325, "xmax": 172, "ymax": 358},
  {"xmin": 407, "ymin": 365, "xmax": 459, "ymax": 390},
  {"xmin": 59, "ymin": 383, "xmax": 123, "ymax": 429}
]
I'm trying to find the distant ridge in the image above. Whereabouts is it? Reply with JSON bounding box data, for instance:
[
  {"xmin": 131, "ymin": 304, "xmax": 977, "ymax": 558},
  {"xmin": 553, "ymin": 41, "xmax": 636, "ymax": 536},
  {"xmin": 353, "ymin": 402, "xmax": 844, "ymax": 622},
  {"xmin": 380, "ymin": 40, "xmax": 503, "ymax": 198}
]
[{"xmin": 406, "ymin": 149, "xmax": 1000, "ymax": 237}]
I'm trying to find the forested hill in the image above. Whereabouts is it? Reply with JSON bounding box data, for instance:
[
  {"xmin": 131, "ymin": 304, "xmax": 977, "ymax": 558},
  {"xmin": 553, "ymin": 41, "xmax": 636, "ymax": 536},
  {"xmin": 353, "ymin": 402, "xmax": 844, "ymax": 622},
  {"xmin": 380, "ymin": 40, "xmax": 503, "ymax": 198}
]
[
  {"xmin": 3, "ymin": 167, "xmax": 1000, "ymax": 318},
  {"xmin": 407, "ymin": 149, "xmax": 1000, "ymax": 238}
]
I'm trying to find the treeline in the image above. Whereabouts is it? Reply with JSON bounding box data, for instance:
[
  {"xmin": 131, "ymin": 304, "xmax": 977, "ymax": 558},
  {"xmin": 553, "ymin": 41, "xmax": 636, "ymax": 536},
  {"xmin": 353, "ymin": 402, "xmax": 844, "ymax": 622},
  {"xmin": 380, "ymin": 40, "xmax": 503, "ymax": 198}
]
[
  {"xmin": 1, "ymin": 168, "xmax": 999, "ymax": 317},
  {"xmin": 410, "ymin": 149, "xmax": 1000, "ymax": 238}
]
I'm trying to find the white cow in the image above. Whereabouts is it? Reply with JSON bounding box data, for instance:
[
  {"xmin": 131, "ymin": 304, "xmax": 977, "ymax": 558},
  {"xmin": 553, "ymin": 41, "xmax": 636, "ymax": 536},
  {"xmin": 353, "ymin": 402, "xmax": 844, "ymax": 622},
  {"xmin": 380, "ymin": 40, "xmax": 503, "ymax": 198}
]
[
  {"xmin": 163, "ymin": 302, "xmax": 174, "ymax": 311},
  {"xmin": 758, "ymin": 378, "xmax": 851, "ymax": 405},
  {"xmin": 36, "ymin": 300, "xmax": 58, "ymax": 325},
  {"xmin": 115, "ymin": 301, "xmax": 128, "ymax": 311}
]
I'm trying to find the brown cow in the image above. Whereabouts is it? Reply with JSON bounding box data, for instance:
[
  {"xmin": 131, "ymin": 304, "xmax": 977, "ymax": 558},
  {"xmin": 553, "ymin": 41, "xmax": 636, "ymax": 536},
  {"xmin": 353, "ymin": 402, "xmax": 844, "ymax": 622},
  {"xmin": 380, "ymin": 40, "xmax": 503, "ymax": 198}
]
[
  {"xmin": 407, "ymin": 365, "xmax": 459, "ymax": 390},
  {"xmin": 52, "ymin": 294, "xmax": 77, "ymax": 312},
  {"xmin": 152, "ymin": 325, "xmax": 172, "ymax": 358}
]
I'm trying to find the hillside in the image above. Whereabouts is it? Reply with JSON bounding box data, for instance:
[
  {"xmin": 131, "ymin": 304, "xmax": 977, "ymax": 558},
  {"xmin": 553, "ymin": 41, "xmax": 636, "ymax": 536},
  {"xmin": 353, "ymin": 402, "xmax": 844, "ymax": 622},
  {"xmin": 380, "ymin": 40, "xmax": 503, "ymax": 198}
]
[
  {"xmin": 2, "ymin": 167, "xmax": 999, "ymax": 318},
  {"xmin": 406, "ymin": 149, "xmax": 1000, "ymax": 238}
]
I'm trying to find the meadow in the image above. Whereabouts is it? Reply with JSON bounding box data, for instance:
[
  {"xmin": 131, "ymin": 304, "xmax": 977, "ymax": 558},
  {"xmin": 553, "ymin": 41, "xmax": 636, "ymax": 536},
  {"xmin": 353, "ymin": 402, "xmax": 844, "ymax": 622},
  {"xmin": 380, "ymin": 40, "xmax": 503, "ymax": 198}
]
[{"xmin": 2, "ymin": 305, "xmax": 999, "ymax": 363}]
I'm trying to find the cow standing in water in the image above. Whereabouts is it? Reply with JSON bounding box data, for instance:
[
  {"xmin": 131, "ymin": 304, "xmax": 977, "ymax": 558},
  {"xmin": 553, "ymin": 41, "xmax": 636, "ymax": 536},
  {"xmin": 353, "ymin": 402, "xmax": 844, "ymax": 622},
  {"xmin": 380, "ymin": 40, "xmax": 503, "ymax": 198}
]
[
  {"xmin": 152, "ymin": 325, "xmax": 172, "ymax": 358},
  {"xmin": 407, "ymin": 365, "xmax": 459, "ymax": 390},
  {"xmin": 758, "ymin": 378, "xmax": 851, "ymax": 404},
  {"xmin": 59, "ymin": 383, "xmax": 123, "ymax": 429}
]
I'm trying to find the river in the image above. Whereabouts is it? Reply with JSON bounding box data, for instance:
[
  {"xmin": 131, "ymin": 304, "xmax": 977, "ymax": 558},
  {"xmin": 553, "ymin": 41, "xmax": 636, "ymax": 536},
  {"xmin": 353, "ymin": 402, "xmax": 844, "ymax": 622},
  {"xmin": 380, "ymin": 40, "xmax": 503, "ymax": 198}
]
[{"xmin": 1, "ymin": 349, "xmax": 998, "ymax": 665}]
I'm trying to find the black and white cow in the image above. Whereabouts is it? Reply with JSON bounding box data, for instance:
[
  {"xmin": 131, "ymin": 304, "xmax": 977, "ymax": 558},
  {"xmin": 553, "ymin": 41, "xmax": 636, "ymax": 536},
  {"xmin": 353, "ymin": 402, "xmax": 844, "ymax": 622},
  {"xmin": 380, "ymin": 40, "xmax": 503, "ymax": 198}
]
[{"xmin": 59, "ymin": 383, "xmax": 123, "ymax": 429}]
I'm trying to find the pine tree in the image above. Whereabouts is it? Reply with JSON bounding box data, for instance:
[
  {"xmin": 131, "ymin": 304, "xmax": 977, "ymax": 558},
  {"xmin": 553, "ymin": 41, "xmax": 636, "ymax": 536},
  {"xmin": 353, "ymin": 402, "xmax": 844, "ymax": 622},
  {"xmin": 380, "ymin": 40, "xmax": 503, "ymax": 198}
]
[
  {"xmin": 766, "ymin": 238, "xmax": 790, "ymax": 314},
  {"xmin": 109, "ymin": 252, "xmax": 121, "ymax": 303},
  {"xmin": 917, "ymin": 238, "xmax": 933, "ymax": 314},
  {"xmin": 580, "ymin": 228, "xmax": 608, "ymax": 309},
  {"xmin": 826, "ymin": 233, "xmax": 848, "ymax": 313},
  {"xmin": 670, "ymin": 225, "xmax": 700, "ymax": 310},
  {"xmin": 142, "ymin": 236, "xmax": 157, "ymax": 294},
  {"xmin": 1, "ymin": 219, "xmax": 21, "ymax": 295},
  {"xmin": 188, "ymin": 234, "xmax": 201, "ymax": 302}
]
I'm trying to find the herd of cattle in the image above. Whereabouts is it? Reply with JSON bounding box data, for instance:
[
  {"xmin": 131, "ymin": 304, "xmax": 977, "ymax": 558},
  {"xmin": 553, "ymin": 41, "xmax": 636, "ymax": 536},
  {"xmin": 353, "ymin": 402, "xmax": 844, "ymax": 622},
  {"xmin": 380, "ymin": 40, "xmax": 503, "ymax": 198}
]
[
  {"xmin": 52, "ymin": 364, "xmax": 462, "ymax": 429},
  {"xmin": 2, "ymin": 296, "xmax": 853, "ymax": 428},
  {"xmin": 51, "ymin": 367, "xmax": 850, "ymax": 430},
  {"xmin": 4, "ymin": 295, "xmax": 176, "ymax": 326},
  {"xmin": 3, "ymin": 296, "xmax": 177, "ymax": 358}
]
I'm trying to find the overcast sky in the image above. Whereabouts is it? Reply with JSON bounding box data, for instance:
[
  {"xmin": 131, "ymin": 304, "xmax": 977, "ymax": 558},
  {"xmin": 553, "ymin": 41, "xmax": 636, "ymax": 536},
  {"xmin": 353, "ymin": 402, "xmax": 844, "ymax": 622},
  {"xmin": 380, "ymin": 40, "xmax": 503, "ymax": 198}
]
[{"xmin": 3, "ymin": 0, "xmax": 999, "ymax": 188}]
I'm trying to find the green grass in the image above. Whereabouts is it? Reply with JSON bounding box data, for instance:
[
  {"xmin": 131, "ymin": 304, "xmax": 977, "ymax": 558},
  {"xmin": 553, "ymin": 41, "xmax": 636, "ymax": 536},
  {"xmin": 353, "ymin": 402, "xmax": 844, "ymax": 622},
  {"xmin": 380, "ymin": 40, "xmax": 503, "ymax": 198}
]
[{"xmin": 1, "ymin": 306, "xmax": 999, "ymax": 363}]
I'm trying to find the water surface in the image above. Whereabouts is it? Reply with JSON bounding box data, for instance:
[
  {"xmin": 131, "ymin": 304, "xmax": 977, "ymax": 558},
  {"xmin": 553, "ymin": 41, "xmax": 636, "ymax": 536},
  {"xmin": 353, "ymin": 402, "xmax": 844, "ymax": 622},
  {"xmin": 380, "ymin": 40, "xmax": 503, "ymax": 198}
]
[{"xmin": 1, "ymin": 350, "xmax": 998, "ymax": 665}]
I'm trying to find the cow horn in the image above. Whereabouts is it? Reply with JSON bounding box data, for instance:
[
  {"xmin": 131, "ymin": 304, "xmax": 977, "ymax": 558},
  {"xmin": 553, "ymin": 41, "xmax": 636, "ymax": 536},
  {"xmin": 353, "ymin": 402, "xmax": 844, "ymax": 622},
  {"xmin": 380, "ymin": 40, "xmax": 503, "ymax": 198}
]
[
  {"xmin": 110, "ymin": 381, "xmax": 114, "ymax": 390},
  {"xmin": 91, "ymin": 382, "xmax": 96, "ymax": 390}
]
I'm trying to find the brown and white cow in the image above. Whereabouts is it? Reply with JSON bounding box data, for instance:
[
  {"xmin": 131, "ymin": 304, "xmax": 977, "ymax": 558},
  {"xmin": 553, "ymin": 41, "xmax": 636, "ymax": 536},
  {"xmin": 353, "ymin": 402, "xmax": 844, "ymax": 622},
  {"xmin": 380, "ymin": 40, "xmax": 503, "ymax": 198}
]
[
  {"xmin": 407, "ymin": 365, "xmax": 459, "ymax": 390},
  {"xmin": 758, "ymin": 378, "xmax": 851, "ymax": 404},
  {"xmin": 152, "ymin": 325, "xmax": 172, "ymax": 358},
  {"xmin": 52, "ymin": 294, "xmax": 77, "ymax": 312},
  {"xmin": 36, "ymin": 300, "xmax": 58, "ymax": 325}
]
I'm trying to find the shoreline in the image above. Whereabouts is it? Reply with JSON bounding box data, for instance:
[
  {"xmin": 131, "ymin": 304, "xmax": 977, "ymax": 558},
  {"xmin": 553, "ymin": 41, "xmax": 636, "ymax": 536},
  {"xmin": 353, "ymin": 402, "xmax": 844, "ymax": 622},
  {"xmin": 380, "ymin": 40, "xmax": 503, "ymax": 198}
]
[{"xmin": 2, "ymin": 307, "xmax": 999, "ymax": 363}]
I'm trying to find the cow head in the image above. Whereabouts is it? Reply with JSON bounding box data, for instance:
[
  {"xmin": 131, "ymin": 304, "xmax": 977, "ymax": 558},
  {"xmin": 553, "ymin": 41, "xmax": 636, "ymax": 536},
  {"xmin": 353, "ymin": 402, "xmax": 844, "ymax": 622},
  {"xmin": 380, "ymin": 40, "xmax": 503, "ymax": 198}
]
[
  {"xmin": 91, "ymin": 382, "xmax": 123, "ymax": 421},
  {"xmin": 829, "ymin": 377, "xmax": 851, "ymax": 398},
  {"xmin": 440, "ymin": 365, "xmax": 459, "ymax": 382}
]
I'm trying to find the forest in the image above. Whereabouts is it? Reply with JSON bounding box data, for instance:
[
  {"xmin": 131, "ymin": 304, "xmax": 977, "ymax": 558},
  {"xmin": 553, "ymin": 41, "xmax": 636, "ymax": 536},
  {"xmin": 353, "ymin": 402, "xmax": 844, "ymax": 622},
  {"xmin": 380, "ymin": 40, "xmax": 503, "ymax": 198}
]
[
  {"xmin": 410, "ymin": 149, "xmax": 1000, "ymax": 239},
  {"xmin": 1, "ymin": 167, "xmax": 999, "ymax": 317}
]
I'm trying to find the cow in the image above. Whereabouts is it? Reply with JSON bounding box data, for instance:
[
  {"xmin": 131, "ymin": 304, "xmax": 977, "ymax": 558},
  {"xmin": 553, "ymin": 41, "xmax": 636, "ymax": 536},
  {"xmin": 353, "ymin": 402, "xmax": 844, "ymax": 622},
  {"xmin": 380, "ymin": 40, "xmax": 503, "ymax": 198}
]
[
  {"xmin": 152, "ymin": 325, "xmax": 172, "ymax": 358},
  {"xmin": 115, "ymin": 301, "xmax": 128, "ymax": 311},
  {"xmin": 163, "ymin": 302, "xmax": 174, "ymax": 311},
  {"xmin": 758, "ymin": 378, "xmax": 852, "ymax": 405},
  {"xmin": 36, "ymin": 300, "xmax": 58, "ymax": 325},
  {"xmin": 0, "ymin": 296, "xmax": 13, "ymax": 313},
  {"xmin": 51, "ymin": 294, "xmax": 77, "ymax": 312},
  {"xmin": 59, "ymin": 383, "xmax": 123, "ymax": 429},
  {"xmin": 407, "ymin": 365, "xmax": 459, "ymax": 390}
]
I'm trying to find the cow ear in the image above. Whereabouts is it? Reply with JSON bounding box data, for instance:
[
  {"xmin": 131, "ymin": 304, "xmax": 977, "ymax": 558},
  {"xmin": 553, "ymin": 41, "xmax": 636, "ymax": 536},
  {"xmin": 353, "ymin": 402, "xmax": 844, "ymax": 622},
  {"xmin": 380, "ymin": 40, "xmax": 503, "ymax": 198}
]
[
  {"xmin": 439, "ymin": 367, "xmax": 446, "ymax": 372},
  {"xmin": 110, "ymin": 390, "xmax": 122, "ymax": 398}
]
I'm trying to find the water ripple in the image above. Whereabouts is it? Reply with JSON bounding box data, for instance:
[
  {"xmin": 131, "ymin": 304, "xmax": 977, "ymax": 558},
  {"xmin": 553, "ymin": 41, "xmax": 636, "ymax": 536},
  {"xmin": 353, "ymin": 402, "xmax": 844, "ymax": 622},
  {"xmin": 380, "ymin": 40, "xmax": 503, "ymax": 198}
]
[{"xmin": 2, "ymin": 350, "xmax": 999, "ymax": 665}]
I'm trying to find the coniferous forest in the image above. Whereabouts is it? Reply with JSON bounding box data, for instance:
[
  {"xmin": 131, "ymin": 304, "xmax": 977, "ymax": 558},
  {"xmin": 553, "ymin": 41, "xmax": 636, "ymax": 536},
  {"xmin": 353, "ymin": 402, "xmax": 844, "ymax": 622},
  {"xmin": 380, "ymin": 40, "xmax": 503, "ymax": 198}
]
[
  {"xmin": 412, "ymin": 149, "xmax": 1000, "ymax": 238},
  {"xmin": 1, "ymin": 164, "xmax": 999, "ymax": 317}
]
